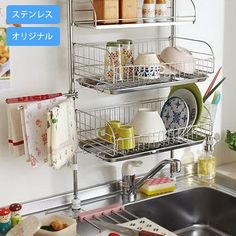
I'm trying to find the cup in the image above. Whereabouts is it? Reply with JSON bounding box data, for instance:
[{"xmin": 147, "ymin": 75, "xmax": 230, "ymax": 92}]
[
  {"xmin": 199, "ymin": 102, "xmax": 217, "ymax": 128},
  {"xmin": 98, "ymin": 120, "xmax": 121, "ymax": 143},
  {"xmin": 116, "ymin": 125, "xmax": 136, "ymax": 150},
  {"xmin": 134, "ymin": 53, "xmax": 165, "ymax": 79},
  {"xmin": 131, "ymin": 108, "xmax": 166, "ymax": 143}
]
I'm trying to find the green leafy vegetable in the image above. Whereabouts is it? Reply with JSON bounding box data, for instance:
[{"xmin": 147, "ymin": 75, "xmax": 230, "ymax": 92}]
[{"xmin": 225, "ymin": 130, "xmax": 236, "ymax": 151}]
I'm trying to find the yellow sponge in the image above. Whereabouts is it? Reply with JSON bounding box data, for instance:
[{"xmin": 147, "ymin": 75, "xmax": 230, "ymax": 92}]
[{"xmin": 140, "ymin": 177, "xmax": 176, "ymax": 196}]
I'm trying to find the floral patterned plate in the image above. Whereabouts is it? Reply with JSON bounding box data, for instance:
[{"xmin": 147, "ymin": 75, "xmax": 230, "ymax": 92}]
[
  {"xmin": 169, "ymin": 88, "xmax": 198, "ymax": 127},
  {"xmin": 160, "ymin": 96, "xmax": 190, "ymax": 137}
]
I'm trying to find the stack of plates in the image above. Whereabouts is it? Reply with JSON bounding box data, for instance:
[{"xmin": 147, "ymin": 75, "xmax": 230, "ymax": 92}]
[{"xmin": 161, "ymin": 84, "xmax": 203, "ymax": 136}]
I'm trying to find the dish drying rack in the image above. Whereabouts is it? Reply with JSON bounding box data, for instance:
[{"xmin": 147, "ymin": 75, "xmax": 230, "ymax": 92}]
[
  {"xmin": 64, "ymin": 0, "xmax": 216, "ymax": 211},
  {"xmin": 73, "ymin": 0, "xmax": 196, "ymax": 29},
  {"xmin": 77, "ymin": 97, "xmax": 212, "ymax": 162},
  {"xmin": 74, "ymin": 36, "xmax": 214, "ymax": 94}
]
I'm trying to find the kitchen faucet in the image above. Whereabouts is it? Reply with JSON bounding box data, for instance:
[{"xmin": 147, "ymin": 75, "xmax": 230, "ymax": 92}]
[{"xmin": 122, "ymin": 159, "xmax": 181, "ymax": 202}]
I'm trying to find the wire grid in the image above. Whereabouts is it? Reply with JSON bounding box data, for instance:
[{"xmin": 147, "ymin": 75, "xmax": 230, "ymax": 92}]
[
  {"xmin": 74, "ymin": 37, "xmax": 214, "ymax": 93},
  {"xmin": 72, "ymin": 0, "xmax": 196, "ymax": 27},
  {"xmin": 77, "ymin": 98, "xmax": 212, "ymax": 162}
]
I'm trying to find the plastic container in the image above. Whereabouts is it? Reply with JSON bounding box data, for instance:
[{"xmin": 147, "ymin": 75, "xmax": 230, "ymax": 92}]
[{"xmin": 35, "ymin": 214, "xmax": 77, "ymax": 236}]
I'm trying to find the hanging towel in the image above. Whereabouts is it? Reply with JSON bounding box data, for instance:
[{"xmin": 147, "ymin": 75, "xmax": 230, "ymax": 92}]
[
  {"xmin": 7, "ymin": 103, "xmax": 25, "ymax": 157},
  {"xmin": 20, "ymin": 96, "xmax": 65, "ymax": 167},
  {"xmin": 47, "ymin": 97, "xmax": 78, "ymax": 169},
  {"xmin": 6, "ymin": 93, "xmax": 62, "ymax": 157}
]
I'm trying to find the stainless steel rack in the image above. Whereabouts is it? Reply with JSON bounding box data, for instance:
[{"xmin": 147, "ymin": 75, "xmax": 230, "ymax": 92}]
[
  {"xmin": 65, "ymin": 0, "xmax": 215, "ymax": 211},
  {"xmin": 74, "ymin": 36, "xmax": 214, "ymax": 94},
  {"xmin": 72, "ymin": 0, "xmax": 196, "ymax": 29},
  {"xmin": 77, "ymin": 98, "xmax": 212, "ymax": 162}
]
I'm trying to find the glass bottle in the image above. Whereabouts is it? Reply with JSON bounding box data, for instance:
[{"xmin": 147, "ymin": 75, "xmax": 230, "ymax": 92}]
[
  {"xmin": 197, "ymin": 136, "xmax": 216, "ymax": 180},
  {"xmin": 117, "ymin": 39, "xmax": 134, "ymax": 80},
  {"xmin": 156, "ymin": 0, "xmax": 168, "ymax": 22},
  {"xmin": 142, "ymin": 0, "xmax": 156, "ymax": 23},
  {"xmin": 104, "ymin": 42, "xmax": 122, "ymax": 81}
]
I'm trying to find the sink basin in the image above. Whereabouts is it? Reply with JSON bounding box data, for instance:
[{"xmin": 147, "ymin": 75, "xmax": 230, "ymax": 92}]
[{"xmin": 125, "ymin": 187, "xmax": 236, "ymax": 236}]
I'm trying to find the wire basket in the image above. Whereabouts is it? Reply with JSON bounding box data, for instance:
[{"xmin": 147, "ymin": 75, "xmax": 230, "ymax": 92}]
[
  {"xmin": 77, "ymin": 98, "xmax": 212, "ymax": 162},
  {"xmin": 74, "ymin": 37, "xmax": 214, "ymax": 94}
]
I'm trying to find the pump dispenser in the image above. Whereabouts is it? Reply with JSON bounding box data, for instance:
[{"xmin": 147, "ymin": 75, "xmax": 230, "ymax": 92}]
[{"xmin": 197, "ymin": 136, "xmax": 216, "ymax": 180}]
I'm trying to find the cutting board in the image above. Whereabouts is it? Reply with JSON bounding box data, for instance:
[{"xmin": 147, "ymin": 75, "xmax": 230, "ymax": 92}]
[{"xmin": 96, "ymin": 217, "xmax": 177, "ymax": 236}]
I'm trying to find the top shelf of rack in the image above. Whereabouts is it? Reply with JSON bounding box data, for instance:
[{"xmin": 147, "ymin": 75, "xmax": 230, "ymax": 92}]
[
  {"xmin": 73, "ymin": 0, "xmax": 196, "ymax": 30},
  {"xmin": 73, "ymin": 20, "xmax": 194, "ymax": 30}
]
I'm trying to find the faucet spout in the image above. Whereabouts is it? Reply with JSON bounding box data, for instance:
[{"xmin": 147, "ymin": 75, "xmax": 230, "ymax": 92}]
[{"xmin": 123, "ymin": 159, "xmax": 181, "ymax": 201}]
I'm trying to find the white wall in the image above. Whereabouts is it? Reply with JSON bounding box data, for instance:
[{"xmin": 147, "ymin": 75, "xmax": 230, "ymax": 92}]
[
  {"xmin": 176, "ymin": 0, "xmax": 225, "ymax": 163},
  {"xmin": 0, "ymin": 0, "xmax": 225, "ymax": 206},
  {"xmin": 217, "ymin": 0, "xmax": 236, "ymax": 165}
]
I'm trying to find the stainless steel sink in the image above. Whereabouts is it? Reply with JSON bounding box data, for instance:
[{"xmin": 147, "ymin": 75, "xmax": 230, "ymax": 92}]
[{"xmin": 125, "ymin": 187, "xmax": 236, "ymax": 236}]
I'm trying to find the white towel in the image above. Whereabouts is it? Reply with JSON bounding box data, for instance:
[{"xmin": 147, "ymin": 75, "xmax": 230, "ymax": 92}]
[
  {"xmin": 47, "ymin": 97, "xmax": 78, "ymax": 169},
  {"xmin": 6, "ymin": 93, "xmax": 63, "ymax": 158},
  {"xmin": 21, "ymin": 96, "xmax": 65, "ymax": 167},
  {"xmin": 7, "ymin": 103, "xmax": 25, "ymax": 157}
]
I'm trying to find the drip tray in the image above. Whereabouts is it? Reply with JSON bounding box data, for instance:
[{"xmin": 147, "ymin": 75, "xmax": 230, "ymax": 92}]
[{"xmin": 174, "ymin": 224, "xmax": 231, "ymax": 236}]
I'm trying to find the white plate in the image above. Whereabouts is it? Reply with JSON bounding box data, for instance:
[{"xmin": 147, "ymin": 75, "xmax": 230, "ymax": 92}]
[
  {"xmin": 170, "ymin": 89, "xmax": 198, "ymax": 127},
  {"xmin": 160, "ymin": 96, "xmax": 190, "ymax": 136}
]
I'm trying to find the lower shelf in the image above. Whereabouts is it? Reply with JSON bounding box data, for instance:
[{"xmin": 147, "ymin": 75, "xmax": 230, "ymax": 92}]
[
  {"xmin": 79, "ymin": 135, "xmax": 205, "ymax": 162},
  {"xmin": 77, "ymin": 97, "xmax": 212, "ymax": 162}
]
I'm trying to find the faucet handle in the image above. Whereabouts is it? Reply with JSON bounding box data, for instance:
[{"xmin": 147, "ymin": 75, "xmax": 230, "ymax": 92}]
[
  {"xmin": 122, "ymin": 160, "xmax": 143, "ymax": 176},
  {"xmin": 170, "ymin": 159, "xmax": 181, "ymax": 176}
]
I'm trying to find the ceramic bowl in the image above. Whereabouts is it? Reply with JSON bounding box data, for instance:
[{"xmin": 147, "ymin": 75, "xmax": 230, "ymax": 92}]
[
  {"xmin": 134, "ymin": 52, "xmax": 160, "ymax": 65},
  {"xmin": 131, "ymin": 108, "xmax": 166, "ymax": 143},
  {"xmin": 160, "ymin": 46, "xmax": 196, "ymax": 74},
  {"xmin": 134, "ymin": 53, "xmax": 164, "ymax": 79}
]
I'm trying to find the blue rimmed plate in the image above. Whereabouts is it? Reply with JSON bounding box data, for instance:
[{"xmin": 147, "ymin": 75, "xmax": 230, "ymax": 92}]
[
  {"xmin": 160, "ymin": 96, "xmax": 190, "ymax": 136},
  {"xmin": 169, "ymin": 88, "xmax": 198, "ymax": 127}
]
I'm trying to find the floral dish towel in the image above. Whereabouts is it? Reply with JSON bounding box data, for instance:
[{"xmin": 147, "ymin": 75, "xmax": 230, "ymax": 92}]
[
  {"xmin": 20, "ymin": 96, "xmax": 66, "ymax": 167},
  {"xmin": 6, "ymin": 93, "xmax": 62, "ymax": 158},
  {"xmin": 47, "ymin": 97, "xmax": 78, "ymax": 169}
]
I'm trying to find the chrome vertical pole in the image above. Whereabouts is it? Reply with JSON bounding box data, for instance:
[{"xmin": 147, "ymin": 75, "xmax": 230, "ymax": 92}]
[
  {"xmin": 67, "ymin": 0, "xmax": 75, "ymax": 94},
  {"xmin": 170, "ymin": 0, "xmax": 176, "ymax": 163},
  {"xmin": 67, "ymin": 0, "xmax": 80, "ymax": 210},
  {"xmin": 170, "ymin": 0, "xmax": 176, "ymax": 47}
]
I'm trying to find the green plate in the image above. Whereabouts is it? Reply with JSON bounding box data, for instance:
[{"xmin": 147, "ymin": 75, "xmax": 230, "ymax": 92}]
[{"xmin": 169, "ymin": 83, "xmax": 203, "ymax": 125}]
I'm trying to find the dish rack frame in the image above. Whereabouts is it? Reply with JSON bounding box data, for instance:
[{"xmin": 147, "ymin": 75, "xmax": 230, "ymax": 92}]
[
  {"xmin": 74, "ymin": 36, "xmax": 214, "ymax": 94},
  {"xmin": 73, "ymin": 0, "xmax": 196, "ymax": 29},
  {"xmin": 66, "ymin": 0, "xmax": 215, "ymax": 210},
  {"xmin": 77, "ymin": 97, "xmax": 212, "ymax": 162}
]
